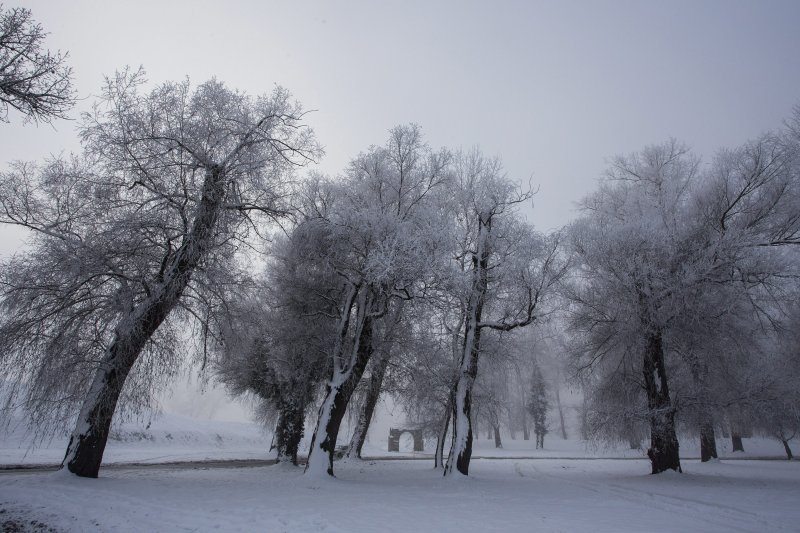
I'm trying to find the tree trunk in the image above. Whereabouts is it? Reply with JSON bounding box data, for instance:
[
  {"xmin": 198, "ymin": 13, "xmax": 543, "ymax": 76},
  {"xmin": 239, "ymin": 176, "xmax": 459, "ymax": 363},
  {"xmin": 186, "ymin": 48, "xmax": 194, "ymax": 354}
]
[
  {"xmin": 493, "ymin": 423, "xmax": 503, "ymax": 448},
  {"xmin": 435, "ymin": 389, "xmax": 455, "ymax": 469},
  {"xmin": 642, "ymin": 330, "xmax": 681, "ymax": 474},
  {"xmin": 782, "ymin": 439, "xmax": 793, "ymax": 460},
  {"xmin": 580, "ymin": 391, "xmax": 590, "ymax": 441},
  {"xmin": 731, "ymin": 433, "xmax": 745, "ymax": 453},
  {"xmin": 471, "ymin": 405, "xmax": 480, "ymax": 443},
  {"xmin": 62, "ymin": 342, "xmax": 137, "ymax": 478},
  {"xmin": 347, "ymin": 349, "xmax": 390, "ymax": 459},
  {"xmin": 624, "ymin": 420, "xmax": 642, "ymax": 450},
  {"xmin": 62, "ymin": 165, "xmax": 226, "ymax": 478},
  {"xmin": 521, "ymin": 413, "xmax": 530, "ymax": 441},
  {"xmin": 444, "ymin": 218, "xmax": 490, "ymax": 477},
  {"xmin": 274, "ymin": 399, "xmax": 306, "ymax": 465},
  {"xmin": 305, "ymin": 289, "xmax": 374, "ymax": 477},
  {"xmin": 446, "ymin": 361, "xmax": 478, "ymax": 476},
  {"xmin": 699, "ymin": 420, "xmax": 718, "ymax": 462},
  {"xmin": 555, "ymin": 387, "xmax": 568, "ymax": 440},
  {"xmin": 691, "ymin": 360, "xmax": 716, "ymax": 463}
]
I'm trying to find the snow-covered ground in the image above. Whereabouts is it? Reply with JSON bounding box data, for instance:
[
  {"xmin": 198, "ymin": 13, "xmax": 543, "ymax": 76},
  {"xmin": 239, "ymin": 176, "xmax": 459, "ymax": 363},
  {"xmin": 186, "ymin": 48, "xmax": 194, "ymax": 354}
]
[
  {"xmin": 0, "ymin": 413, "xmax": 270, "ymax": 466},
  {"xmin": 2, "ymin": 410, "xmax": 797, "ymax": 531},
  {"xmin": 2, "ymin": 457, "xmax": 799, "ymax": 532}
]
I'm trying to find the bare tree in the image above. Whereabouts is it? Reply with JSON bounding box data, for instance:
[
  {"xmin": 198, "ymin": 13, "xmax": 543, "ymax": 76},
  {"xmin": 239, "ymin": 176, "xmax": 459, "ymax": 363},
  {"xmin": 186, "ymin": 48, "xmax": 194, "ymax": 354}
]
[
  {"xmin": 566, "ymin": 141, "xmax": 701, "ymax": 474},
  {"xmin": 443, "ymin": 149, "xmax": 566, "ymax": 476},
  {"xmin": 0, "ymin": 69, "xmax": 318, "ymax": 477},
  {"xmin": 0, "ymin": 5, "xmax": 74, "ymax": 123}
]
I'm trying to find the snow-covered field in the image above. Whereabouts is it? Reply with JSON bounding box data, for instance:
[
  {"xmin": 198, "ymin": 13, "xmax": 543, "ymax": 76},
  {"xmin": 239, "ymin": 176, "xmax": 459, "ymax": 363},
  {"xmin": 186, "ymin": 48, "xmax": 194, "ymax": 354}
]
[
  {"xmin": 0, "ymin": 413, "xmax": 270, "ymax": 466},
  {"xmin": 2, "ymin": 413, "xmax": 797, "ymax": 532},
  {"xmin": 2, "ymin": 458, "xmax": 799, "ymax": 532},
  {"xmin": 6, "ymin": 371, "xmax": 790, "ymax": 533}
]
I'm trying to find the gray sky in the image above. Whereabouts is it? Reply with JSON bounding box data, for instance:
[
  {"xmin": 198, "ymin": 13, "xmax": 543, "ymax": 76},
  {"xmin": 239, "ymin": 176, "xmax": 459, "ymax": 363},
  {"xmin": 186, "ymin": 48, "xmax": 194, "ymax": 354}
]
[
  {"xmin": 2, "ymin": 0, "xmax": 800, "ymax": 232},
  {"xmin": 2, "ymin": 0, "xmax": 799, "ymax": 422}
]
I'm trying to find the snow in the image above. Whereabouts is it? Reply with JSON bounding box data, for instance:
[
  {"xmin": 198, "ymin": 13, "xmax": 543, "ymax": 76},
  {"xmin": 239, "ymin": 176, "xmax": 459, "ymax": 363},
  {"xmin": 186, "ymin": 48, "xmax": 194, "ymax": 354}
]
[
  {"xmin": 2, "ymin": 457, "xmax": 798, "ymax": 532},
  {"xmin": 0, "ymin": 413, "xmax": 270, "ymax": 466},
  {"xmin": 305, "ymin": 381, "xmax": 339, "ymax": 478},
  {"xmin": 2, "ymin": 413, "xmax": 797, "ymax": 531}
]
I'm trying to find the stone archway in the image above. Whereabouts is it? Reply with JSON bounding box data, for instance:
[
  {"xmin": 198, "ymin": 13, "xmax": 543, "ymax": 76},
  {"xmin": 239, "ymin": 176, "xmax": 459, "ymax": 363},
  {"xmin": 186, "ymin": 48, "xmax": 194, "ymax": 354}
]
[{"xmin": 388, "ymin": 428, "xmax": 424, "ymax": 452}]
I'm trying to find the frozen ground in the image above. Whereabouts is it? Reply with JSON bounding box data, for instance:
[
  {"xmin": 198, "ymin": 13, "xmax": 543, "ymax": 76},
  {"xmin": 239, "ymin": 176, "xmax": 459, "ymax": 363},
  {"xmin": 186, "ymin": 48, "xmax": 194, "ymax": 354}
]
[
  {"xmin": 2, "ymin": 457, "xmax": 799, "ymax": 532},
  {"xmin": 2, "ymin": 413, "xmax": 797, "ymax": 531}
]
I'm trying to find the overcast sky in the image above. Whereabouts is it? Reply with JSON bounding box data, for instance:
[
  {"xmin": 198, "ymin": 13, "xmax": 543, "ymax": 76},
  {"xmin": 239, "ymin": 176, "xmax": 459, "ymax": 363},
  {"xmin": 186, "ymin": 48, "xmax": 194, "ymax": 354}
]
[{"xmin": 2, "ymin": 0, "xmax": 800, "ymax": 234}]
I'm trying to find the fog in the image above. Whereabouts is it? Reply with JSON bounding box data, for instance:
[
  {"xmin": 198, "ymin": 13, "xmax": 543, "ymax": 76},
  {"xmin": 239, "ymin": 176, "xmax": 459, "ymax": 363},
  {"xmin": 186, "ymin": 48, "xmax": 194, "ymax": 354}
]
[{"xmin": 1, "ymin": 0, "xmax": 798, "ymax": 475}]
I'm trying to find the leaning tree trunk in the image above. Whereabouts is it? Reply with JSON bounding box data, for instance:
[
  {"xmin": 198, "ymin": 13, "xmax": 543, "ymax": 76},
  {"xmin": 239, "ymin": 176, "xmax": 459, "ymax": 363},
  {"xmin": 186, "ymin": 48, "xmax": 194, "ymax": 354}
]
[
  {"xmin": 305, "ymin": 289, "xmax": 374, "ymax": 477},
  {"xmin": 274, "ymin": 397, "xmax": 307, "ymax": 465},
  {"xmin": 62, "ymin": 165, "xmax": 226, "ymax": 478},
  {"xmin": 642, "ymin": 330, "xmax": 681, "ymax": 474},
  {"xmin": 347, "ymin": 349, "xmax": 390, "ymax": 459},
  {"xmin": 782, "ymin": 439, "xmax": 793, "ymax": 460},
  {"xmin": 444, "ymin": 218, "xmax": 490, "ymax": 477},
  {"xmin": 699, "ymin": 419, "xmax": 718, "ymax": 462}
]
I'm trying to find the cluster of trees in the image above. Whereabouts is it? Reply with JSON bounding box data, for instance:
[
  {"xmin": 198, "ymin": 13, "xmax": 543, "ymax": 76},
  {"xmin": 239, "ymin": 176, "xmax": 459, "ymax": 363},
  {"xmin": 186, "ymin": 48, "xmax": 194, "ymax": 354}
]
[
  {"xmin": 209, "ymin": 125, "xmax": 567, "ymax": 477},
  {"xmin": 392, "ymin": 322, "xmax": 567, "ymax": 458},
  {"xmin": 565, "ymin": 126, "xmax": 800, "ymax": 472},
  {"xmin": 0, "ymin": 69, "xmax": 319, "ymax": 477},
  {"xmin": 0, "ymin": 11, "xmax": 565, "ymax": 477},
  {"xmin": 0, "ymin": 6, "xmax": 797, "ymax": 481}
]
